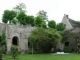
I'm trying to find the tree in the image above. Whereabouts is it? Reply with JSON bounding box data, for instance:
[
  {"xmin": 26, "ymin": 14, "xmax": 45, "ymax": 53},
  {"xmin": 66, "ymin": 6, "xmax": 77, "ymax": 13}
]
[
  {"xmin": 2, "ymin": 10, "xmax": 16, "ymax": 24},
  {"xmin": 1, "ymin": 31, "xmax": 6, "ymax": 53},
  {"xmin": 41, "ymin": 22, "xmax": 47, "ymax": 28},
  {"xmin": 1, "ymin": 31, "xmax": 6, "ymax": 46},
  {"xmin": 25, "ymin": 15, "xmax": 35, "ymax": 26},
  {"xmin": 12, "ymin": 18, "xmax": 18, "ymax": 25},
  {"xmin": 17, "ymin": 12, "xmax": 27, "ymax": 25},
  {"xmin": 11, "ymin": 45, "xmax": 18, "ymax": 59},
  {"xmin": 13, "ymin": 3, "xmax": 26, "ymax": 15},
  {"xmin": 34, "ymin": 16, "xmax": 43, "ymax": 27},
  {"xmin": 48, "ymin": 20, "xmax": 56, "ymax": 29},
  {"xmin": 9, "ymin": 10, "xmax": 17, "ymax": 23},
  {"xmin": 37, "ymin": 10, "xmax": 48, "ymax": 22},
  {"xmin": 2, "ymin": 10, "xmax": 10, "ymax": 23},
  {"xmin": 28, "ymin": 28, "xmax": 62, "ymax": 53},
  {"xmin": 56, "ymin": 23, "xmax": 66, "ymax": 31}
]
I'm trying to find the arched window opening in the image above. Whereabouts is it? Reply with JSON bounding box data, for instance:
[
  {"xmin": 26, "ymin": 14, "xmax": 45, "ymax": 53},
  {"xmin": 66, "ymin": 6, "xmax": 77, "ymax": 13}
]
[
  {"xmin": 65, "ymin": 42, "xmax": 69, "ymax": 47},
  {"xmin": 12, "ymin": 36, "xmax": 18, "ymax": 46}
]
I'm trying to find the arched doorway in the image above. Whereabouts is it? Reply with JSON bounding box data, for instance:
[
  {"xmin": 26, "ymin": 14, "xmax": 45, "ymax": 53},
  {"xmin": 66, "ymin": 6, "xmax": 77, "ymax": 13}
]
[
  {"xmin": 12, "ymin": 36, "xmax": 19, "ymax": 46},
  {"xmin": 65, "ymin": 41, "xmax": 69, "ymax": 47}
]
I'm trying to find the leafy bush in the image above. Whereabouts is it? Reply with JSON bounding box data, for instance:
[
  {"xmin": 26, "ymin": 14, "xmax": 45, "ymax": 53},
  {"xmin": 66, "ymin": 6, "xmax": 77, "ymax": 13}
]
[
  {"xmin": 11, "ymin": 45, "xmax": 18, "ymax": 59},
  {"xmin": 28, "ymin": 28, "xmax": 62, "ymax": 53},
  {"xmin": 63, "ymin": 46, "xmax": 71, "ymax": 53}
]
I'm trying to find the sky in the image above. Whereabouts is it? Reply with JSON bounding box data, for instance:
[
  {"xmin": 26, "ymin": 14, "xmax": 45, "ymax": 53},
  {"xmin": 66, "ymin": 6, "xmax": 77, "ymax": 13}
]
[{"xmin": 0, "ymin": 0, "xmax": 80, "ymax": 23}]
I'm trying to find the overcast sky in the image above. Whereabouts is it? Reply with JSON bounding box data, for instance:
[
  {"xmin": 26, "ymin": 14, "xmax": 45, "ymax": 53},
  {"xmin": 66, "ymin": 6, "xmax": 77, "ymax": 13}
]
[{"xmin": 0, "ymin": 0, "xmax": 80, "ymax": 23}]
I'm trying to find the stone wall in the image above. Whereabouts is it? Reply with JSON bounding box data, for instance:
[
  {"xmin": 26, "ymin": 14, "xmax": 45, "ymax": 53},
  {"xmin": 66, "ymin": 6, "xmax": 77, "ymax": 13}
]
[{"xmin": 0, "ymin": 23, "xmax": 34, "ymax": 53}]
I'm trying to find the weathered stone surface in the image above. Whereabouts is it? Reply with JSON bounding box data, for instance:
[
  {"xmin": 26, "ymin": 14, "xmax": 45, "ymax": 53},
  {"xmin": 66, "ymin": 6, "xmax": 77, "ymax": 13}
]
[{"xmin": 0, "ymin": 23, "xmax": 34, "ymax": 54}]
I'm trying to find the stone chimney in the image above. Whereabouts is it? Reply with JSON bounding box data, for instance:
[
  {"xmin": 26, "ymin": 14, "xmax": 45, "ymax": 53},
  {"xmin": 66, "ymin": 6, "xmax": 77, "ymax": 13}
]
[
  {"xmin": 66, "ymin": 15, "xmax": 68, "ymax": 18},
  {"xmin": 64, "ymin": 14, "xmax": 69, "ymax": 19}
]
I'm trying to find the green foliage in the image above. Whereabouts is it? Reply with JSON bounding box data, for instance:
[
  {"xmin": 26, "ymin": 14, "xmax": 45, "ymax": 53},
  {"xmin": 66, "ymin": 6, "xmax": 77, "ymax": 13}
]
[
  {"xmin": 61, "ymin": 30, "xmax": 80, "ymax": 53},
  {"xmin": 63, "ymin": 46, "xmax": 71, "ymax": 53},
  {"xmin": 48, "ymin": 20, "xmax": 56, "ymax": 29},
  {"xmin": 17, "ymin": 12, "xmax": 27, "ymax": 25},
  {"xmin": 35, "ymin": 16, "xmax": 43, "ymax": 27},
  {"xmin": 77, "ymin": 43, "xmax": 80, "ymax": 53},
  {"xmin": 61, "ymin": 30, "xmax": 75, "ymax": 43},
  {"xmin": 56, "ymin": 23, "xmax": 66, "ymax": 31},
  {"xmin": 13, "ymin": 3, "xmax": 26, "ymax": 15},
  {"xmin": 2, "ymin": 10, "xmax": 16, "ymax": 23},
  {"xmin": 2, "ymin": 10, "xmax": 17, "ymax": 24},
  {"xmin": 11, "ymin": 45, "xmax": 18, "ymax": 59},
  {"xmin": 0, "ymin": 31, "xmax": 6, "ymax": 54},
  {"xmin": 26, "ymin": 15, "xmax": 35, "ymax": 26},
  {"xmin": 28, "ymin": 28, "xmax": 62, "ymax": 53},
  {"xmin": 12, "ymin": 18, "xmax": 18, "ymax": 24},
  {"xmin": 27, "ymin": 50, "xmax": 38, "ymax": 54},
  {"xmin": 41, "ymin": 22, "xmax": 47, "ymax": 28},
  {"xmin": 2, "ymin": 10, "xmax": 10, "ymax": 23},
  {"xmin": 37, "ymin": 10, "xmax": 48, "ymax": 22}
]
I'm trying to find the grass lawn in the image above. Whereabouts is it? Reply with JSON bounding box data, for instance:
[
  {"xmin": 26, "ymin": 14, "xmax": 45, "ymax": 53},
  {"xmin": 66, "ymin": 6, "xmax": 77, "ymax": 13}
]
[{"xmin": 5, "ymin": 53, "xmax": 80, "ymax": 60}]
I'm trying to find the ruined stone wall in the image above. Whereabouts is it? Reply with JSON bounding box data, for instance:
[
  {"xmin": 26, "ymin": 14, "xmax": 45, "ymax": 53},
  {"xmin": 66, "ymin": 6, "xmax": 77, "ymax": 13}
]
[{"xmin": 0, "ymin": 23, "xmax": 34, "ymax": 53}]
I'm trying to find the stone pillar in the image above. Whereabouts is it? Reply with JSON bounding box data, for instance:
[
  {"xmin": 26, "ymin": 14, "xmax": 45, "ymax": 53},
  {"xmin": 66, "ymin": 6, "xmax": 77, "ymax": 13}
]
[{"xmin": 6, "ymin": 38, "xmax": 12, "ymax": 54}]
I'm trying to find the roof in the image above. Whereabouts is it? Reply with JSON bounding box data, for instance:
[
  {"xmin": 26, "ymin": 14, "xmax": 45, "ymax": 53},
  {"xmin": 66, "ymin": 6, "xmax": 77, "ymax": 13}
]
[
  {"xmin": 62, "ymin": 14, "xmax": 80, "ymax": 32},
  {"xmin": 69, "ymin": 18, "xmax": 80, "ymax": 28}
]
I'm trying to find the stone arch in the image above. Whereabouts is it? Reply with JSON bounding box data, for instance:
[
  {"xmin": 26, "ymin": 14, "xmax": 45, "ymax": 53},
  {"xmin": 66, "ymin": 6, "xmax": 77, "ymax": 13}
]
[{"xmin": 12, "ymin": 36, "xmax": 19, "ymax": 46}]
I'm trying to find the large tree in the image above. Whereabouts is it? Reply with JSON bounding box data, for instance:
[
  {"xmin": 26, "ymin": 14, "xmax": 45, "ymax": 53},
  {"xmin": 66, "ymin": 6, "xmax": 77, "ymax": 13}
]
[
  {"xmin": 28, "ymin": 28, "xmax": 62, "ymax": 53},
  {"xmin": 37, "ymin": 10, "xmax": 48, "ymax": 22},
  {"xmin": 17, "ymin": 12, "xmax": 26, "ymax": 25},
  {"xmin": 56, "ymin": 23, "xmax": 66, "ymax": 31},
  {"xmin": 2, "ymin": 10, "xmax": 16, "ymax": 24},
  {"xmin": 25, "ymin": 15, "xmax": 35, "ymax": 26},
  {"xmin": 13, "ymin": 3, "xmax": 26, "ymax": 15},
  {"xmin": 34, "ymin": 16, "xmax": 43, "ymax": 27},
  {"xmin": 48, "ymin": 20, "xmax": 56, "ymax": 29}
]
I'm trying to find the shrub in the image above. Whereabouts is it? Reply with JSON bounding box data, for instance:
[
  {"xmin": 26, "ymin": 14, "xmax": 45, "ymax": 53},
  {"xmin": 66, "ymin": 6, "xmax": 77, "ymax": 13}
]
[
  {"xmin": 11, "ymin": 45, "xmax": 18, "ymax": 59},
  {"xmin": 77, "ymin": 43, "xmax": 80, "ymax": 53},
  {"xmin": 63, "ymin": 46, "xmax": 71, "ymax": 53}
]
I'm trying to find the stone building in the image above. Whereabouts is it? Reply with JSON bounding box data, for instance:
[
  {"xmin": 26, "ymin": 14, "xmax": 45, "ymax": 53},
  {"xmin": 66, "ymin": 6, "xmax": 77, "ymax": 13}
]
[
  {"xmin": 0, "ymin": 23, "xmax": 34, "ymax": 53},
  {"xmin": 62, "ymin": 14, "xmax": 80, "ymax": 32},
  {"xmin": 62, "ymin": 14, "xmax": 80, "ymax": 52}
]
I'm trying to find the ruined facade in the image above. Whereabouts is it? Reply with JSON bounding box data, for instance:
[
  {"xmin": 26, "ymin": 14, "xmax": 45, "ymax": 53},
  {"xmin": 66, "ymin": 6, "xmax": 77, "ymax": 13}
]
[
  {"xmin": 62, "ymin": 14, "xmax": 80, "ymax": 32},
  {"xmin": 62, "ymin": 14, "xmax": 80, "ymax": 52},
  {"xmin": 0, "ymin": 23, "xmax": 34, "ymax": 53}
]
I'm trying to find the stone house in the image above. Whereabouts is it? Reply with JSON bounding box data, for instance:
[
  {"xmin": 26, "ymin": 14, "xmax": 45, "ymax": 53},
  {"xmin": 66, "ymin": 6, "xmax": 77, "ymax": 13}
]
[
  {"xmin": 0, "ymin": 23, "xmax": 34, "ymax": 54},
  {"xmin": 62, "ymin": 14, "xmax": 80, "ymax": 52}
]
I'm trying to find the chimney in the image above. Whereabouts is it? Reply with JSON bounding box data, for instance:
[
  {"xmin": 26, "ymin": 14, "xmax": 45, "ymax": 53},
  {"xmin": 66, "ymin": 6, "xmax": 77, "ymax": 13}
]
[{"xmin": 66, "ymin": 15, "xmax": 68, "ymax": 18}]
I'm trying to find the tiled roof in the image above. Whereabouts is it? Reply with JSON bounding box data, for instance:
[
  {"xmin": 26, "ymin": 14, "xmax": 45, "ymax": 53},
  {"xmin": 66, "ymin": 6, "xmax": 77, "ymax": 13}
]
[
  {"xmin": 68, "ymin": 18, "xmax": 80, "ymax": 32},
  {"xmin": 69, "ymin": 18, "xmax": 80, "ymax": 27}
]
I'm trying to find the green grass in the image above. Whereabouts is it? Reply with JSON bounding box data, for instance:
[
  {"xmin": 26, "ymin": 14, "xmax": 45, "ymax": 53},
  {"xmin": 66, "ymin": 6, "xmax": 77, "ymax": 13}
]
[{"xmin": 5, "ymin": 53, "xmax": 80, "ymax": 60}]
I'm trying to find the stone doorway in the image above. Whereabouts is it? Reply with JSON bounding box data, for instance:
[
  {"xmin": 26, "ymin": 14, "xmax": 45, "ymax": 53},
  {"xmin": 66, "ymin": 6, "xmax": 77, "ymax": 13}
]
[
  {"xmin": 65, "ymin": 41, "xmax": 69, "ymax": 47},
  {"xmin": 12, "ymin": 36, "xmax": 19, "ymax": 46}
]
